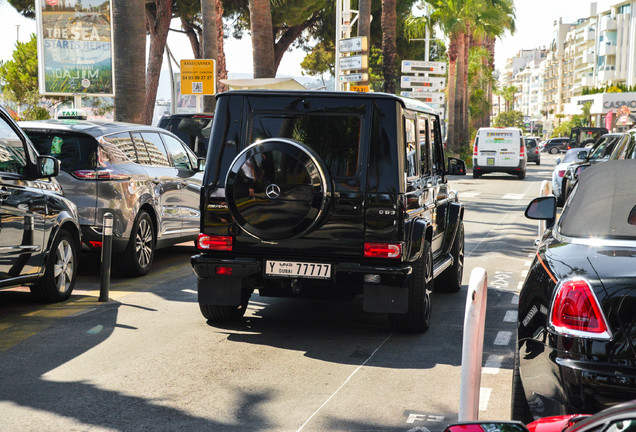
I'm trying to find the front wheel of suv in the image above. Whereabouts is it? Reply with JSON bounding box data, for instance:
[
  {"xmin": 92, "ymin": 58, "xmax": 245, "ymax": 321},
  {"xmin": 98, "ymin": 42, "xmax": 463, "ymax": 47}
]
[
  {"xmin": 389, "ymin": 242, "xmax": 433, "ymax": 333},
  {"xmin": 437, "ymin": 222, "xmax": 464, "ymax": 293},
  {"xmin": 117, "ymin": 210, "xmax": 155, "ymax": 277}
]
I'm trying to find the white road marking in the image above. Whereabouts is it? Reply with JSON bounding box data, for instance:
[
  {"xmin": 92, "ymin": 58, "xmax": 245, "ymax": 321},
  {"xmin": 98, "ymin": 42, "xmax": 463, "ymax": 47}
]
[
  {"xmin": 511, "ymin": 294, "xmax": 519, "ymax": 305},
  {"xmin": 494, "ymin": 331, "xmax": 513, "ymax": 345},
  {"xmin": 479, "ymin": 387, "xmax": 492, "ymax": 411},
  {"xmin": 504, "ymin": 310, "xmax": 517, "ymax": 322},
  {"xmin": 524, "ymin": 261, "xmax": 531, "ymax": 267},
  {"xmin": 517, "ymin": 282, "xmax": 523, "ymax": 290},
  {"xmin": 461, "ymin": 192, "xmax": 481, "ymax": 198},
  {"xmin": 502, "ymin": 194, "xmax": 524, "ymax": 200},
  {"xmin": 182, "ymin": 289, "xmax": 197, "ymax": 294},
  {"xmin": 297, "ymin": 334, "xmax": 393, "ymax": 431},
  {"xmin": 521, "ymin": 270, "xmax": 528, "ymax": 278},
  {"xmin": 483, "ymin": 355, "xmax": 503, "ymax": 374},
  {"xmin": 87, "ymin": 325, "xmax": 103, "ymax": 335}
]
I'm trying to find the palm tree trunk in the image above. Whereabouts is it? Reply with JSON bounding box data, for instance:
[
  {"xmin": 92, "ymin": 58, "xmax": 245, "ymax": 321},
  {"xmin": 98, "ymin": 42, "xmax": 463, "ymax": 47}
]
[
  {"xmin": 144, "ymin": 0, "xmax": 173, "ymax": 125},
  {"xmin": 358, "ymin": 0, "xmax": 372, "ymax": 87},
  {"xmin": 201, "ymin": 0, "xmax": 217, "ymax": 112},
  {"xmin": 447, "ymin": 33, "xmax": 459, "ymax": 154},
  {"xmin": 216, "ymin": 0, "xmax": 228, "ymax": 93},
  {"xmin": 113, "ymin": 0, "xmax": 146, "ymax": 123},
  {"xmin": 381, "ymin": 0, "xmax": 397, "ymax": 94},
  {"xmin": 249, "ymin": 0, "xmax": 275, "ymax": 78}
]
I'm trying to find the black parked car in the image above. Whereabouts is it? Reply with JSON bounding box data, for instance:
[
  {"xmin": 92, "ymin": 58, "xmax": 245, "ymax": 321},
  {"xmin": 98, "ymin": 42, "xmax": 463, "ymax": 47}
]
[
  {"xmin": 21, "ymin": 120, "xmax": 204, "ymax": 276},
  {"xmin": 157, "ymin": 113, "xmax": 213, "ymax": 158},
  {"xmin": 0, "ymin": 107, "xmax": 81, "ymax": 302},
  {"xmin": 191, "ymin": 90, "xmax": 467, "ymax": 333},
  {"xmin": 513, "ymin": 160, "xmax": 636, "ymax": 422},
  {"xmin": 542, "ymin": 137, "xmax": 570, "ymax": 154}
]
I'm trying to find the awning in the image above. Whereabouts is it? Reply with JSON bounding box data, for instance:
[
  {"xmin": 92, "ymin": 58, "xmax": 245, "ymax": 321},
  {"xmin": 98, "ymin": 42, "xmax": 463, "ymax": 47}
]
[{"xmin": 220, "ymin": 78, "xmax": 306, "ymax": 90}]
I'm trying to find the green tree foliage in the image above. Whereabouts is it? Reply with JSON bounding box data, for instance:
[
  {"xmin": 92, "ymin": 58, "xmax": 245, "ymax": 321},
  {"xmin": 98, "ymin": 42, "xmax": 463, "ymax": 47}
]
[
  {"xmin": 0, "ymin": 34, "xmax": 51, "ymax": 120},
  {"xmin": 493, "ymin": 110, "xmax": 524, "ymax": 129}
]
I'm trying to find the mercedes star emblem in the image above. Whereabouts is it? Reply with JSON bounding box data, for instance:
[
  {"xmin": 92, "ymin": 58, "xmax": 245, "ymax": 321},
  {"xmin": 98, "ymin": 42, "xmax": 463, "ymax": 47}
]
[{"xmin": 266, "ymin": 184, "xmax": 281, "ymax": 199}]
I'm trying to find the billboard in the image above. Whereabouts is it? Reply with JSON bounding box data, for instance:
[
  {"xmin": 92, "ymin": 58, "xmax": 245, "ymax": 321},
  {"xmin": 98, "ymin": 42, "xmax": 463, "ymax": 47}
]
[{"xmin": 35, "ymin": 0, "xmax": 115, "ymax": 96}]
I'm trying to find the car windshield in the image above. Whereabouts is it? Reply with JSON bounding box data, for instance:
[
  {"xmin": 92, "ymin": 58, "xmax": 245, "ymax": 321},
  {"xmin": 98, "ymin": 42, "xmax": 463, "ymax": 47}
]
[
  {"xmin": 249, "ymin": 114, "xmax": 361, "ymax": 177},
  {"xmin": 562, "ymin": 148, "xmax": 587, "ymax": 163},
  {"xmin": 559, "ymin": 160, "xmax": 636, "ymax": 239},
  {"xmin": 24, "ymin": 130, "xmax": 98, "ymax": 172},
  {"xmin": 590, "ymin": 135, "xmax": 621, "ymax": 160}
]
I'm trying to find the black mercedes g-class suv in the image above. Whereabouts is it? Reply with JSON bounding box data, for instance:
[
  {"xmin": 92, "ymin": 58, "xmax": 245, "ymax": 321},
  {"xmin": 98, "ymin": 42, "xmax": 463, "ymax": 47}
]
[{"xmin": 191, "ymin": 90, "xmax": 466, "ymax": 333}]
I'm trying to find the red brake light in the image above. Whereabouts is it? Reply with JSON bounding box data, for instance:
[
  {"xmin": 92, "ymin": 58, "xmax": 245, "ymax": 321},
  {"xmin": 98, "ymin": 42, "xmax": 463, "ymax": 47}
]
[
  {"xmin": 558, "ymin": 170, "xmax": 566, "ymax": 177},
  {"xmin": 364, "ymin": 242, "xmax": 402, "ymax": 258},
  {"xmin": 520, "ymin": 142, "xmax": 525, "ymax": 157},
  {"xmin": 215, "ymin": 266, "xmax": 232, "ymax": 276},
  {"xmin": 473, "ymin": 141, "xmax": 478, "ymax": 156},
  {"xmin": 550, "ymin": 278, "xmax": 610, "ymax": 339},
  {"xmin": 197, "ymin": 234, "xmax": 233, "ymax": 251}
]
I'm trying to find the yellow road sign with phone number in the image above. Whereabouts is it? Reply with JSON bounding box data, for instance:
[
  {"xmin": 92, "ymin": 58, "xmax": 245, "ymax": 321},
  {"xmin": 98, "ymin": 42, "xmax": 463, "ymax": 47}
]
[{"xmin": 180, "ymin": 59, "xmax": 216, "ymax": 95}]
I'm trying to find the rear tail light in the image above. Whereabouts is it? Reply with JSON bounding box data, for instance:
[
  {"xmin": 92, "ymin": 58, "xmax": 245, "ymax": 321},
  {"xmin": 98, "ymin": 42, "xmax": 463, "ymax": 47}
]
[
  {"xmin": 215, "ymin": 266, "xmax": 232, "ymax": 276},
  {"xmin": 520, "ymin": 141, "xmax": 525, "ymax": 157},
  {"xmin": 71, "ymin": 169, "xmax": 131, "ymax": 180},
  {"xmin": 549, "ymin": 278, "xmax": 611, "ymax": 339},
  {"xmin": 364, "ymin": 242, "xmax": 402, "ymax": 259},
  {"xmin": 473, "ymin": 141, "xmax": 478, "ymax": 156},
  {"xmin": 197, "ymin": 234, "xmax": 233, "ymax": 251},
  {"xmin": 558, "ymin": 170, "xmax": 565, "ymax": 177}
]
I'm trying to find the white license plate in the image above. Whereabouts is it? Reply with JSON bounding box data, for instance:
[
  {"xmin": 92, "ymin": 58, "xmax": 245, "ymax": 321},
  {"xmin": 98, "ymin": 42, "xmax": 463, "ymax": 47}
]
[{"xmin": 265, "ymin": 260, "xmax": 331, "ymax": 279}]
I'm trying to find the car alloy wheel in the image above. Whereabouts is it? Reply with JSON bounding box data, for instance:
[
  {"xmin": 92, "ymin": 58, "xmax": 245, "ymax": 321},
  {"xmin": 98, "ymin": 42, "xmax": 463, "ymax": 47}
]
[
  {"xmin": 53, "ymin": 237, "xmax": 75, "ymax": 294},
  {"xmin": 135, "ymin": 217, "xmax": 154, "ymax": 270}
]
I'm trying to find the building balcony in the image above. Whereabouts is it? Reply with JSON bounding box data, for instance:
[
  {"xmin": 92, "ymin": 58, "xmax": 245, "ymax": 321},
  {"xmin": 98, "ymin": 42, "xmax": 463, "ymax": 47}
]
[
  {"xmin": 584, "ymin": 27, "xmax": 596, "ymax": 41},
  {"xmin": 583, "ymin": 50, "xmax": 596, "ymax": 64},
  {"xmin": 600, "ymin": 17, "xmax": 617, "ymax": 32},
  {"xmin": 580, "ymin": 74, "xmax": 595, "ymax": 87},
  {"xmin": 599, "ymin": 43, "xmax": 616, "ymax": 56},
  {"xmin": 598, "ymin": 66, "xmax": 615, "ymax": 82}
]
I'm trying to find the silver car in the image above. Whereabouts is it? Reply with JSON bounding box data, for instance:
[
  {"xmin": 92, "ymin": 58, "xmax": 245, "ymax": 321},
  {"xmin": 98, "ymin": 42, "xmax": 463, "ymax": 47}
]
[{"xmin": 20, "ymin": 120, "xmax": 203, "ymax": 276}]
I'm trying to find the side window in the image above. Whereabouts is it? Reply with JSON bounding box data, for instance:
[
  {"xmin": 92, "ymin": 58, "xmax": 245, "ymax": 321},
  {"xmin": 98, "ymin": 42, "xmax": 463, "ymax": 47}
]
[
  {"xmin": 431, "ymin": 117, "xmax": 445, "ymax": 173},
  {"xmin": 131, "ymin": 132, "xmax": 151, "ymax": 165},
  {"xmin": 0, "ymin": 118, "xmax": 27, "ymax": 174},
  {"xmin": 419, "ymin": 116, "xmax": 431, "ymax": 176},
  {"xmin": 101, "ymin": 132, "xmax": 137, "ymax": 164},
  {"xmin": 404, "ymin": 117, "xmax": 418, "ymax": 178},
  {"xmin": 161, "ymin": 133, "xmax": 192, "ymax": 170},
  {"xmin": 140, "ymin": 132, "xmax": 170, "ymax": 167}
]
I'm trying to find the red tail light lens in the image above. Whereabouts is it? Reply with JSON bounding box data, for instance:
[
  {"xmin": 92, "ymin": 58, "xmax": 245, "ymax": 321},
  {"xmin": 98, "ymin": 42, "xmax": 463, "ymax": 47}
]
[
  {"xmin": 558, "ymin": 170, "xmax": 565, "ymax": 177},
  {"xmin": 71, "ymin": 169, "xmax": 131, "ymax": 180},
  {"xmin": 197, "ymin": 234, "xmax": 233, "ymax": 251},
  {"xmin": 520, "ymin": 142, "xmax": 525, "ymax": 157},
  {"xmin": 549, "ymin": 278, "xmax": 611, "ymax": 339},
  {"xmin": 364, "ymin": 242, "xmax": 402, "ymax": 258},
  {"xmin": 473, "ymin": 141, "xmax": 478, "ymax": 156},
  {"xmin": 215, "ymin": 266, "xmax": 232, "ymax": 276}
]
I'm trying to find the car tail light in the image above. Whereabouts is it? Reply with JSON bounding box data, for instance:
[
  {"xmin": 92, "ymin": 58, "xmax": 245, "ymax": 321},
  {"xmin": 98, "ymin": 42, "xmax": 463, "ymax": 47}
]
[
  {"xmin": 215, "ymin": 266, "xmax": 232, "ymax": 276},
  {"xmin": 520, "ymin": 141, "xmax": 525, "ymax": 157},
  {"xmin": 558, "ymin": 170, "xmax": 565, "ymax": 177},
  {"xmin": 549, "ymin": 278, "xmax": 611, "ymax": 339},
  {"xmin": 71, "ymin": 169, "xmax": 131, "ymax": 180},
  {"xmin": 473, "ymin": 141, "xmax": 478, "ymax": 156},
  {"xmin": 197, "ymin": 234, "xmax": 233, "ymax": 251},
  {"xmin": 364, "ymin": 242, "xmax": 402, "ymax": 258},
  {"xmin": 88, "ymin": 241, "xmax": 102, "ymax": 248}
]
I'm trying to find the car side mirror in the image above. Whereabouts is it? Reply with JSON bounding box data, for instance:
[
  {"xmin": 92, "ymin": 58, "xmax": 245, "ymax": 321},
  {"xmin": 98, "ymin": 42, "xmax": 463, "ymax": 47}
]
[
  {"xmin": 556, "ymin": 157, "xmax": 561, "ymax": 165},
  {"xmin": 197, "ymin": 157, "xmax": 206, "ymax": 172},
  {"xmin": 37, "ymin": 155, "xmax": 59, "ymax": 178},
  {"xmin": 525, "ymin": 196, "xmax": 557, "ymax": 220},
  {"xmin": 447, "ymin": 157, "xmax": 466, "ymax": 175},
  {"xmin": 444, "ymin": 422, "xmax": 529, "ymax": 432}
]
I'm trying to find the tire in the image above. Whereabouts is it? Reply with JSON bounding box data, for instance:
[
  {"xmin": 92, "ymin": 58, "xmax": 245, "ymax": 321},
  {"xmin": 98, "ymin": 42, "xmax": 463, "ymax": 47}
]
[
  {"xmin": 199, "ymin": 292, "xmax": 251, "ymax": 322},
  {"xmin": 117, "ymin": 210, "xmax": 155, "ymax": 276},
  {"xmin": 389, "ymin": 242, "xmax": 433, "ymax": 333},
  {"xmin": 536, "ymin": 160, "xmax": 540, "ymax": 166},
  {"xmin": 562, "ymin": 179, "xmax": 569, "ymax": 202},
  {"xmin": 549, "ymin": 147, "xmax": 559, "ymax": 154},
  {"xmin": 30, "ymin": 229, "xmax": 79, "ymax": 303},
  {"xmin": 518, "ymin": 170, "xmax": 526, "ymax": 180},
  {"xmin": 472, "ymin": 170, "xmax": 480, "ymax": 179},
  {"xmin": 437, "ymin": 222, "xmax": 464, "ymax": 293},
  {"xmin": 512, "ymin": 342, "xmax": 534, "ymax": 423},
  {"xmin": 556, "ymin": 191, "xmax": 565, "ymax": 207}
]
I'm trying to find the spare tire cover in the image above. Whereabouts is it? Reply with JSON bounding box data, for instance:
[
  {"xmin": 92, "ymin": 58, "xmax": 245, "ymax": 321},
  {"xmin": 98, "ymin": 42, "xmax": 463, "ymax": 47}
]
[{"xmin": 225, "ymin": 138, "xmax": 332, "ymax": 241}]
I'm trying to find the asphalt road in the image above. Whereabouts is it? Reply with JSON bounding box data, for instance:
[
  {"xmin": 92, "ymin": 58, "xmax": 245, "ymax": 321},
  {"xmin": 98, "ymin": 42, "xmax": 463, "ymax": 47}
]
[{"xmin": 0, "ymin": 154, "xmax": 558, "ymax": 432}]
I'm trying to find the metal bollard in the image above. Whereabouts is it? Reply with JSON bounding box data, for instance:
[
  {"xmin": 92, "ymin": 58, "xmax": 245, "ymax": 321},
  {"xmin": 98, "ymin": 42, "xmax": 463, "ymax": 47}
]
[{"xmin": 99, "ymin": 213, "xmax": 113, "ymax": 302}]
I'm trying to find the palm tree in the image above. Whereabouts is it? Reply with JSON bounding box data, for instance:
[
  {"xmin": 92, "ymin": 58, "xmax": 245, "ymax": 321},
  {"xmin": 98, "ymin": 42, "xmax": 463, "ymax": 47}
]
[
  {"xmin": 201, "ymin": 0, "xmax": 218, "ymax": 112},
  {"xmin": 381, "ymin": 0, "xmax": 397, "ymax": 93},
  {"xmin": 113, "ymin": 0, "xmax": 146, "ymax": 123},
  {"xmin": 249, "ymin": 0, "xmax": 276, "ymax": 78}
]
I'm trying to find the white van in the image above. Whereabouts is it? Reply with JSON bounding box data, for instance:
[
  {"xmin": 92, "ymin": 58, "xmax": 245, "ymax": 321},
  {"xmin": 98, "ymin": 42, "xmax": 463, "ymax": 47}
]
[{"xmin": 472, "ymin": 127, "xmax": 527, "ymax": 179}]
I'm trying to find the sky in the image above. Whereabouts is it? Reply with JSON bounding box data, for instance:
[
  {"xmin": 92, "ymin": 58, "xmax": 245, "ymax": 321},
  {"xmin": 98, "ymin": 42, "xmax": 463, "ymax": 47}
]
[{"xmin": 0, "ymin": 0, "xmax": 624, "ymax": 77}]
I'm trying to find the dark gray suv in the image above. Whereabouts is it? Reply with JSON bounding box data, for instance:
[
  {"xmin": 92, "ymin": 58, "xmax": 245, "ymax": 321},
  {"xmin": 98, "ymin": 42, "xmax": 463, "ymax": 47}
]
[{"xmin": 20, "ymin": 120, "xmax": 203, "ymax": 276}]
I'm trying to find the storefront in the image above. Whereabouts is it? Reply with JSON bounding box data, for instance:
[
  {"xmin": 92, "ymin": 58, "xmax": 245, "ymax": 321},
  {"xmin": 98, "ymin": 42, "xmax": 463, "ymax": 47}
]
[{"xmin": 566, "ymin": 92, "xmax": 636, "ymax": 131}]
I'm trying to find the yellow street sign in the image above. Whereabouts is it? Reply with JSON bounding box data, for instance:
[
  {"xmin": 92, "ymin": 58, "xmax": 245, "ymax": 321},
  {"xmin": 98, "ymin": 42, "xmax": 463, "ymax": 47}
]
[
  {"xmin": 180, "ymin": 59, "xmax": 216, "ymax": 95},
  {"xmin": 350, "ymin": 85, "xmax": 370, "ymax": 92}
]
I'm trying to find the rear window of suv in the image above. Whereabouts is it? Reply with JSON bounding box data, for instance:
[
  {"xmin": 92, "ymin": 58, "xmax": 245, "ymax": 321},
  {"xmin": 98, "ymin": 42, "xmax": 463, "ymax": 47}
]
[
  {"xmin": 26, "ymin": 131, "xmax": 98, "ymax": 172},
  {"xmin": 249, "ymin": 114, "xmax": 361, "ymax": 177}
]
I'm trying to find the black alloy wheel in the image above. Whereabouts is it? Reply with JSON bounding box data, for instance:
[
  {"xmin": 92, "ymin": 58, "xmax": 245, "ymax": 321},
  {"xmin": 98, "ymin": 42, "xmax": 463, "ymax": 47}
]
[{"xmin": 389, "ymin": 241, "xmax": 433, "ymax": 333}]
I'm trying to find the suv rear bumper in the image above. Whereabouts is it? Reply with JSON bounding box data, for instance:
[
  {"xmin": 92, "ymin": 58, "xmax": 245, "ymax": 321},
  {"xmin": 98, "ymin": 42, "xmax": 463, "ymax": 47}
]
[
  {"xmin": 473, "ymin": 159, "xmax": 526, "ymax": 175},
  {"xmin": 191, "ymin": 253, "xmax": 414, "ymax": 313}
]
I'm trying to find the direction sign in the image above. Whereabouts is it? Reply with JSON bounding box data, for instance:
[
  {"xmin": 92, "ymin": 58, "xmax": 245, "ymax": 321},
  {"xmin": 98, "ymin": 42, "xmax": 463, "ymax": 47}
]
[
  {"xmin": 340, "ymin": 55, "xmax": 368, "ymax": 71},
  {"xmin": 339, "ymin": 73, "xmax": 369, "ymax": 83},
  {"xmin": 338, "ymin": 36, "xmax": 368, "ymax": 53},
  {"xmin": 400, "ymin": 76, "xmax": 446, "ymax": 89},
  {"xmin": 400, "ymin": 91, "xmax": 446, "ymax": 104},
  {"xmin": 401, "ymin": 60, "xmax": 447, "ymax": 74}
]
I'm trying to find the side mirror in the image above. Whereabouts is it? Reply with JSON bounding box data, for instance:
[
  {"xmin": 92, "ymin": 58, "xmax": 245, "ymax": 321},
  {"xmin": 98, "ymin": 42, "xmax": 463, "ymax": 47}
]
[
  {"xmin": 447, "ymin": 157, "xmax": 466, "ymax": 176},
  {"xmin": 556, "ymin": 157, "xmax": 561, "ymax": 165},
  {"xmin": 525, "ymin": 196, "xmax": 557, "ymax": 220},
  {"xmin": 444, "ymin": 422, "xmax": 529, "ymax": 432},
  {"xmin": 578, "ymin": 151, "xmax": 588, "ymax": 160},
  {"xmin": 37, "ymin": 155, "xmax": 59, "ymax": 178},
  {"xmin": 197, "ymin": 157, "xmax": 206, "ymax": 172}
]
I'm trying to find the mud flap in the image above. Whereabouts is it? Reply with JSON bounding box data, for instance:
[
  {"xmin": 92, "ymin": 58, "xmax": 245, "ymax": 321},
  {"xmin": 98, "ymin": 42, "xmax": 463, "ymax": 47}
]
[
  {"xmin": 198, "ymin": 277, "xmax": 243, "ymax": 306},
  {"xmin": 363, "ymin": 284, "xmax": 408, "ymax": 313}
]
